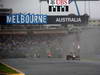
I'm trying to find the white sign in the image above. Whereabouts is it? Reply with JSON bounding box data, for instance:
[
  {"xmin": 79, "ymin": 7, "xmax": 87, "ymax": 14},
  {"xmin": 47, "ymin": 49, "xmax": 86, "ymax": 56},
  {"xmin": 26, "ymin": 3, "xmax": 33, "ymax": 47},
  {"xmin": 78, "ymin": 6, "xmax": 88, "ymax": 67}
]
[{"xmin": 49, "ymin": 0, "xmax": 69, "ymax": 5}]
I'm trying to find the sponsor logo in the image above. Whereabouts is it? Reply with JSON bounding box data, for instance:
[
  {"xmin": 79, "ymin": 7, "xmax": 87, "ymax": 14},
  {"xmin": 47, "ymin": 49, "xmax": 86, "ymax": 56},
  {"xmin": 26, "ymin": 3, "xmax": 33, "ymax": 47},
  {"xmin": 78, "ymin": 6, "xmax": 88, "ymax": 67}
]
[
  {"xmin": 48, "ymin": 0, "xmax": 69, "ymax": 12},
  {"xmin": 49, "ymin": 0, "xmax": 69, "ymax": 5}
]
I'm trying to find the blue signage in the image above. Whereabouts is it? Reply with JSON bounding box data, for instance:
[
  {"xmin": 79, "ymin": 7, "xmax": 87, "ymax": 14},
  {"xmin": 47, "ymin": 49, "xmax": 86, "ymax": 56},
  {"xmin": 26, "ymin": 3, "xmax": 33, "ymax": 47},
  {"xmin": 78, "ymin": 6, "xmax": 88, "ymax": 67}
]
[
  {"xmin": 6, "ymin": 13, "xmax": 47, "ymax": 24},
  {"xmin": 0, "ymin": 13, "xmax": 89, "ymax": 25}
]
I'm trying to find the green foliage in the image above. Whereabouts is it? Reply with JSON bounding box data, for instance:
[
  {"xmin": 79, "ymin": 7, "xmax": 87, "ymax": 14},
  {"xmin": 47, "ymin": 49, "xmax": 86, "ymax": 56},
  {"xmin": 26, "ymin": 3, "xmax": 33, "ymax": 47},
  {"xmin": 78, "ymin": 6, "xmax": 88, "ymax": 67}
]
[{"xmin": 0, "ymin": 63, "xmax": 18, "ymax": 73}]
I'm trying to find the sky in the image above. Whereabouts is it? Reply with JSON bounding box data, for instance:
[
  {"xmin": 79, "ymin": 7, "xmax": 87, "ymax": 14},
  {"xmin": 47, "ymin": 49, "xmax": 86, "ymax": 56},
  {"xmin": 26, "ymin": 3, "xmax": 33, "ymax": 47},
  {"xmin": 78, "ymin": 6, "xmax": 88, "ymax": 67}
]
[{"xmin": 0, "ymin": 0, "xmax": 100, "ymax": 19}]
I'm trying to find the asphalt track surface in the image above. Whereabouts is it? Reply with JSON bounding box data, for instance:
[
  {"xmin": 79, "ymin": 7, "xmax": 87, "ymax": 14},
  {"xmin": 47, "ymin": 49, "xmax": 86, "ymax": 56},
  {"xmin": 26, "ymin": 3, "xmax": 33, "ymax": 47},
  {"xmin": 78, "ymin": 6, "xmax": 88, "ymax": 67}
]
[{"xmin": 1, "ymin": 58, "xmax": 100, "ymax": 75}]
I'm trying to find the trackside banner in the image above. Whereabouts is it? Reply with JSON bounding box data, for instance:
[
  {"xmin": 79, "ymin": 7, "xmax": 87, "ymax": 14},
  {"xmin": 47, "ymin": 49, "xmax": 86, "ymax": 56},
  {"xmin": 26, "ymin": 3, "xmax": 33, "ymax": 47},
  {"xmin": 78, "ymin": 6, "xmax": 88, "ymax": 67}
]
[
  {"xmin": 0, "ymin": 13, "xmax": 89, "ymax": 25},
  {"xmin": 6, "ymin": 14, "xmax": 47, "ymax": 24},
  {"xmin": 47, "ymin": 15, "xmax": 89, "ymax": 24}
]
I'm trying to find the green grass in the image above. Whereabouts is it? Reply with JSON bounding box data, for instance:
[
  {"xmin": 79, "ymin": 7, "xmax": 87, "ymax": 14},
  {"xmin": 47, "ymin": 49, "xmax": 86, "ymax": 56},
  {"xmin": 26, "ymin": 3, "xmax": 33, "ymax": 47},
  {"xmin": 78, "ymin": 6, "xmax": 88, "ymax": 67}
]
[{"xmin": 0, "ymin": 63, "xmax": 19, "ymax": 73}]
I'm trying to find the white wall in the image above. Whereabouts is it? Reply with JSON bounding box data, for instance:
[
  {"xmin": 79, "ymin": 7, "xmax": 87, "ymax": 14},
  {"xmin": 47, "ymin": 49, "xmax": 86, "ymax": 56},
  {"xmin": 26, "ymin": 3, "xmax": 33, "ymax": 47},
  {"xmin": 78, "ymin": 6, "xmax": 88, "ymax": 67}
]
[
  {"xmin": 3, "ymin": 0, "xmax": 40, "ymax": 13},
  {"xmin": 2, "ymin": 0, "xmax": 100, "ymax": 19}
]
